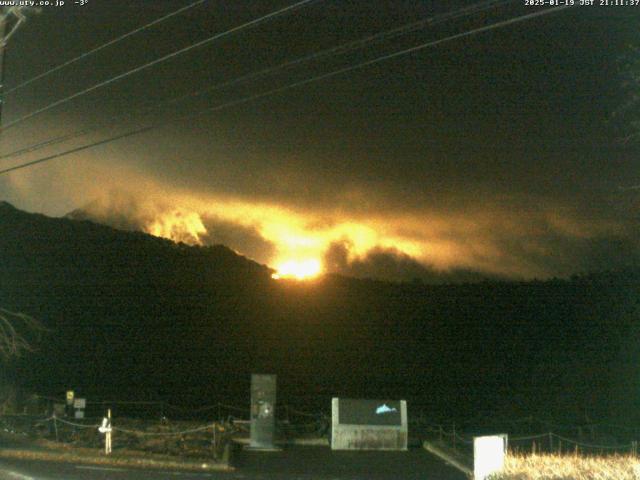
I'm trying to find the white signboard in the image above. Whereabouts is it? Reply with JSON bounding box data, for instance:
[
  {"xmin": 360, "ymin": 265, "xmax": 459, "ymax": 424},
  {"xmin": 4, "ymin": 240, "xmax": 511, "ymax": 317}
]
[
  {"xmin": 74, "ymin": 410, "xmax": 85, "ymax": 419},
  {"xmin": 474, "ymin": 435, "xmax": 507, "ymax": 480},
  {"xmin": 331, "ymin": 398, "xmax": 408, "ymax": 450},
  {"xmin": 74, "ymin": 398, "xmax": 86, "ymax": 409}
]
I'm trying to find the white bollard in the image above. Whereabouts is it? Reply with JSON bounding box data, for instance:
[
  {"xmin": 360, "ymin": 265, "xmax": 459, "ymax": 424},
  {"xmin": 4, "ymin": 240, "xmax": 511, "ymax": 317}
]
[
  {"xmin": 474, "ymin": 434, "xmax": 507, "ymax": 480},
  {"xmin": 99, "ymin": 409, "xmax": 113, "ymax": 455}
]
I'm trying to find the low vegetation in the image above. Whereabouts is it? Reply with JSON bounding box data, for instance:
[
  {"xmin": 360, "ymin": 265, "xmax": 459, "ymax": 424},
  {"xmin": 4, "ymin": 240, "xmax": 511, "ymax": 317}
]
[
  {"xmin": 0, "ymin": 414, "xmax": 233, "ymax": 460},
  {"xmin": 491, "ymin": 453, "xmax": 640, "ymax": 480}
]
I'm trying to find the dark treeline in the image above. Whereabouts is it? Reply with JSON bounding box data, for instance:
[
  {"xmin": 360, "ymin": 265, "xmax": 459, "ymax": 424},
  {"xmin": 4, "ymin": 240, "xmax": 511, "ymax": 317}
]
[{"xmin": 1, "ymin": 201, "xmax": 639, "ymax": 426}]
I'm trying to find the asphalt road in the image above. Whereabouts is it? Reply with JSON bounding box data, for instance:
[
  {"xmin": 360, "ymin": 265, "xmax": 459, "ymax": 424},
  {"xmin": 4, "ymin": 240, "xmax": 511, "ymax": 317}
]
[{"xmin": 0, "ymin": 446, "xmax": 467, "ymax": 480}]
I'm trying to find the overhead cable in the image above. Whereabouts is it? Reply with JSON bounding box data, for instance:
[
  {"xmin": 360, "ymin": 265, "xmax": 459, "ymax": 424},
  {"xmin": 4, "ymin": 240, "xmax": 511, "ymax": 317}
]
[
  {"xmin": 4, "ymin": 0, "xmax": 208, "ymax": 95},
  {"xmin": 0, "ymin": 0, "xmax": 510, "ymax": 161},
  {"xmin": 0, "ymin": 6, "xmax": 572, "ymax": 176},
  {"xmin": 0, "ymin": 0, "xmax": 319, "ymax": 132}
]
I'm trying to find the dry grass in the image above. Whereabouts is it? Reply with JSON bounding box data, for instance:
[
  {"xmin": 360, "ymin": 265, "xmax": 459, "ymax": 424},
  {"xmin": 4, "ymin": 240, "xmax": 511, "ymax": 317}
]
[
  {"xmin": 0, "ymin": 425, "xmax": 233, "ymax": 472},
  {"xmin": 0, "ymin": 447, "xmax": 232, "ymax": 472},
  {"xmin": 490, "ymin": 453, "xmax": 640, "ymax": 480}
]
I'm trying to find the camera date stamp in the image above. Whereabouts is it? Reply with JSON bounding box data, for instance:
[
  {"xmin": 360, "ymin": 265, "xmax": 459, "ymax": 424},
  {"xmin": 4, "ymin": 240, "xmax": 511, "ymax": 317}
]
[
  {"xmin": 0, "ymin": 0, "xmax": 88, "ymax": 7},
  {"xmin": 525, "ymin": 0, "xmax": 640, "ymax": 5}
]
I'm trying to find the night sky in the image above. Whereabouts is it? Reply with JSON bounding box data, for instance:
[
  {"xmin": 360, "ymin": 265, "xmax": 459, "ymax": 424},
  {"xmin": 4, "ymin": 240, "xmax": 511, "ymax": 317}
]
[{"xmin": 0, "ymin": 1, "xmax": 637, "ymax": 281}]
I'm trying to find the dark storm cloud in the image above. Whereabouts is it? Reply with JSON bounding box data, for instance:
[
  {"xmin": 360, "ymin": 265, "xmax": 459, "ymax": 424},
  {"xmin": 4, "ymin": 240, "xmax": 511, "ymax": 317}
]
[
  {"xmin": 324, "ymin": 240, "xmax": 492, "ymax": 284},
  {"xmin": 66, "ymin": 191, "xmax": 148, "ymax": 232},
  {"xmin": 475, "ymin": 220, "xmax": 640, "ymax": 279},
  {"xmin": 199, "ymin": 215, "xmax": 276, "ymax": 265}
]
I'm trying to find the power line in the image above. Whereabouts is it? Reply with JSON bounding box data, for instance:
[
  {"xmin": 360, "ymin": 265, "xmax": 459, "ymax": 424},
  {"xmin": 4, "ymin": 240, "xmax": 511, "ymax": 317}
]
[
  {"xmin": 242, "ymin": 5, "xmax": 572, "ymax": 109},
  {"xmin": 4, "ymin": 0, "xmax": 207, "ymax": 96},
  {"xmin": 159, "ymin": 0, "xmax": 512, "ymax": 111},
  {"xmin": 0, "ymin": 0, "xmax": 319, "ymax": 132},
  {"xmin": 0, "ymin": 124, "xmax": 154, "ymax": 175},
  {"xmin": 0, "ymin": 5, "xmax": 571, "ymax": 177},
  {"xmin": 0, "ymin": 123, "xmax": 103, "ymax": 161},
  {"xmin": 0, "ymin": 0, "xmax": 509, "ymax": 162}
]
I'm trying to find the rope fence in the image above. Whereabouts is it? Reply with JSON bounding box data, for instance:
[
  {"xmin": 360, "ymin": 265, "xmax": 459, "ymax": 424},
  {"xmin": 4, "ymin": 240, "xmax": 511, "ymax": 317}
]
[
  {"xmin": 31, "ymin": 395, "xmax": 326, "ymax": 421},
  {"xmin": 0, "ymin": 396, "xmax": 327, "ymax": 458},
  {"xmin": 509, "ymin": 432, "xmax": 552, "ymax": 441},
  {"xmin": 23, "ymin": 395, "xmax": 640, "ymax": 457},
  {"xmin": 431, "ymin": 426, "xmax": 640, "ymax": 457},
  {"xmin": 411, "ymin": 417, "xmax": 640, "ymax": 457},
  {"xmin": 50, "ymin": 416, "xmax": 101, "ymax": 429},
  {"xmin": 112, "ymin": 423, "xmax": 216, "ymax": 437},
  {"xmin": 0, "ymin": 412, "xmax": 239, "ymax": 459},
  {"xmin": 26, "ymin": 414, "xmax": 238, "ymax": 438}
]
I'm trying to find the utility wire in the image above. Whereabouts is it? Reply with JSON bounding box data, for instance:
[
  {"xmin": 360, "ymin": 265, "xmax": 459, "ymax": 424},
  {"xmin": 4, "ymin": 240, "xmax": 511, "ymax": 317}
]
[
  {"xmin": 0, "ymin": 125, "xmax": 155, "ymax": 174},
  {"xmin": 0, "ymin": 0, "xmax": 509, "ymax": 162},
  {"xmin": 158, "ymin": 0, "xmax": 512, "ymax": 111},
  {"xmin": 4, "ymin": 0, "xmax": 208, "ymax": 96},
  {"xmin": 219, "ymin": 5, "xmax": 572, "ymax": 115},
  {"xmin": 0, "ymin": 0, "xmax": 318, "ymax": 132},
  {"xmin": 0, "ymin": 124, "xmax": 106, "ymax": 161},
  {"xmin": 0, "ymin": 5, "xmax": 571, "ymax": 176}
]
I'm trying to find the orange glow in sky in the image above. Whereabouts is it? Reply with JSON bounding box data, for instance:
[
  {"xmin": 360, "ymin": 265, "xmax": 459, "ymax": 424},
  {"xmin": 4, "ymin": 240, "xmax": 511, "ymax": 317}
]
[
  {"xmin": 271, "ymin": 258, "xmax": 322, "ymax": 280},
  {"xmin": 145, "ymin": 208, "xmax": 207, "ymax": 245},
  {"xmin": 76, "ymin": 188, "xmax": 438, "ymax": 276},
  {"xmin": 133, "ymin": 195, "xmax": 434, "ymax": 275}
]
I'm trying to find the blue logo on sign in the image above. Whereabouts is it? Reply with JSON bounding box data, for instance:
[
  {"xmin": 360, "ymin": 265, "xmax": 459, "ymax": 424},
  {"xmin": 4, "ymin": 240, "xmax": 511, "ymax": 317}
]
[{"xmin": 376, "ymin": 404, "xmax": 398, "ymax": 415}]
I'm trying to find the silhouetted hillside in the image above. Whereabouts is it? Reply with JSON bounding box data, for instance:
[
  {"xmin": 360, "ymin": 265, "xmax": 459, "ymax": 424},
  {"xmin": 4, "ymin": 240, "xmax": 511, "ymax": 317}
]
[
  {"xmin": 67, "ymin": 198, "xmax": 498, "ymax": 285},
  {"xmin": 1, "ymin": 201, "xmax": 639, "ymax": 425}
]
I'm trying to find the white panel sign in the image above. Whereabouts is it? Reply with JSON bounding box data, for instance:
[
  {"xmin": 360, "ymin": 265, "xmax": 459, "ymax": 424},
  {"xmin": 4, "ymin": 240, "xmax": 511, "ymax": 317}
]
[
  {"xmin": 474, "ymin": 435, "xmax": 506, "ymax": 480},
  {"xmin": 74, "ymin": 398, "xmax": 86, "ymax": 409},
  {"xmin": 74, "ymin": 410, "xmax": 85, "ymax": 419},
  {"xmin": 331, "ymin": 397, "xmax": 408, "ymax": 450}
]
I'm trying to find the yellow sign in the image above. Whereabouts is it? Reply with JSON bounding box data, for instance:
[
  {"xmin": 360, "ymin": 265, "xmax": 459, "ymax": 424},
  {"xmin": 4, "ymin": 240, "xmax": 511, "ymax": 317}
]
[{"xmin": 66, "ymin": 390, "xmax": 74, "ymax": 404}]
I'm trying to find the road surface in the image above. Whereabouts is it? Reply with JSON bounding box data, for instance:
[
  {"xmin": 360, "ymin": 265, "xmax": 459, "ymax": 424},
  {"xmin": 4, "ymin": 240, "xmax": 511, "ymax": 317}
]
[{"xmin": 0, "ymin": 445, "xmax": 466, "ymax": 479}]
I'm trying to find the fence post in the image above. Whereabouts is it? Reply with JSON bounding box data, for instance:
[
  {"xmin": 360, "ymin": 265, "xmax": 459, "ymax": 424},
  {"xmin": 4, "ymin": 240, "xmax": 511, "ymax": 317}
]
[
  {"xmin": 532, "ymin": 441, "xmax": 536, "ymax": 455},
  {"xmin": 212, "ymin": 422, "xmax": 217, "ymax": 460},
  {"xmin": 106, "ymin": 408, "xmax": 112, "ymax": 455},
  {"xmin": 53, "ymin": 414, "xmax": 59, "ymax": 442}
]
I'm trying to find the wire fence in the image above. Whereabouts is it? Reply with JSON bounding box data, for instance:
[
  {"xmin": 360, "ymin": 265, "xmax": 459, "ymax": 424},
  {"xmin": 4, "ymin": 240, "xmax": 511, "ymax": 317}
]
[
  {"xmin": 0, "ymin": 394, "xmax": 331, "ymax": 459},
  {"xmin": 0, "ymin": 412, "xmax": 238, "ymax": 460},
  {"xmin": 13, "ymin": 395, "xmax": 640, "ymax": 458},
  {"xmin": 422, "ymin": 424, "xmax": 639, "ymax": 457},
  {"xmin": 30, "ymin": 394, "xmax": 328, "ymax": 422}
]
